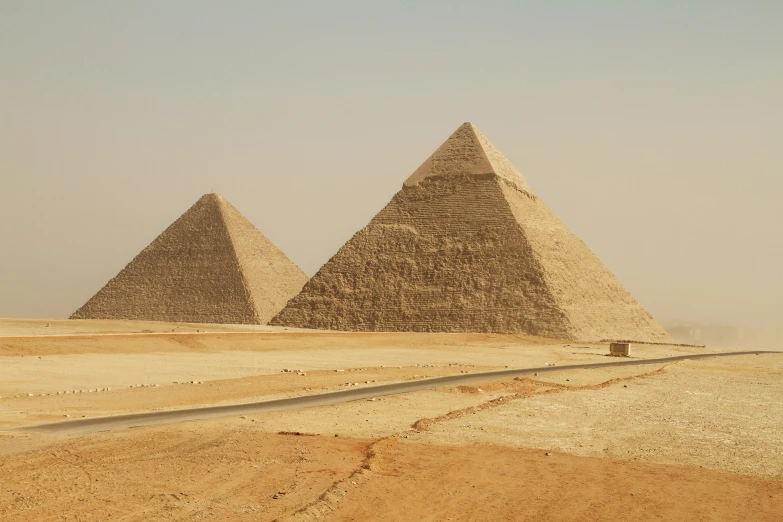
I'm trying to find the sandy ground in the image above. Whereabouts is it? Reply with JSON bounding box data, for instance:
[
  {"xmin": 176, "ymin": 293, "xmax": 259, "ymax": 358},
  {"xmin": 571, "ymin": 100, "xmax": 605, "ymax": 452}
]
[
  {"xmin": 416, "ymin": 356, "xmax": 783, "ymax": 478},
  {"xmin": 0, "ymin": 318, "xmax": 296, "ymax": 337},
  {"xmin": 1, "ymin": 319, "xmax": 781, "ymax": 521}
]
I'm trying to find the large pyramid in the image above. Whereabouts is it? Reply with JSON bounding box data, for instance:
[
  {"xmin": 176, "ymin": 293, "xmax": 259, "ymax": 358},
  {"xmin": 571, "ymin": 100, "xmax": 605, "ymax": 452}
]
[
  {"xmin": 272, "ymin": 123, "xmax": 671, "ymax": 342},
  {"xmin": 72, "ymin": 193, "xmax": 308, "ymax": 324}
]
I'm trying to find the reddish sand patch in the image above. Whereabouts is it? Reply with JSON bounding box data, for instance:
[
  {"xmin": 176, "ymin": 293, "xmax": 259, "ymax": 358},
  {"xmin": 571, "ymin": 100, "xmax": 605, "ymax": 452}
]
[{"xmin": 328, "ymin": 440, "xmax": 783, "ymax": 522}]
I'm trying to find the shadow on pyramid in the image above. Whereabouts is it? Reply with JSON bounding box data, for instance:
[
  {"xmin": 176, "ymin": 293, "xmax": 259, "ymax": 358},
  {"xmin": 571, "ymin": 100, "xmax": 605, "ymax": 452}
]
[
  {"xmin": 272, "ymin": 122, "xmax": 671, "ymax": 342},
  {"xmin": 71, "ymin": 194, "xmax": 308, "ymax": 324}
]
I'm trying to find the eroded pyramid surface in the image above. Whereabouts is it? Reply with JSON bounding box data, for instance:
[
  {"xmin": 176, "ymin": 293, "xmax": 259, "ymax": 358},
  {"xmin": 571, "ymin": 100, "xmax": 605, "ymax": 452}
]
[
  {"xmin": 271, "ymin": 123, "xmax": 671, "ymax": 342},
  {"xmin": 71, "ymin": 194, "xmax": 307, "ymax": 324}
]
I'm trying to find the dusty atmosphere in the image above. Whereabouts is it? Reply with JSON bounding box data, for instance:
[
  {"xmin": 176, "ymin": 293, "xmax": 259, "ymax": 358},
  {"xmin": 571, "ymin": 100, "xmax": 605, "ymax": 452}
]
[
  {"xmin": 4, "ymin": 3, "xmax": 781, "ymax": 521},
  {"xmin": 1, "ymin": 319, "xmax": 780, "ymax": 521}
]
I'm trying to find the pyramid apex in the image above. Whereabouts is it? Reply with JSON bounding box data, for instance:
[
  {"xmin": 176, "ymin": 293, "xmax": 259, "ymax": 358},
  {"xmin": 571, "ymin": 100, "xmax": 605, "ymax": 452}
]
[
  {"xmin": 195, "ymin": 193, "xmax": 230, "ymax": 208},
  {"xmin": 455, "ymin": 121, "xmax": 479, "ymax": 134},
  {"xmin": 404, "ymin": 122, "xmax": 531, "ymax": 192}
]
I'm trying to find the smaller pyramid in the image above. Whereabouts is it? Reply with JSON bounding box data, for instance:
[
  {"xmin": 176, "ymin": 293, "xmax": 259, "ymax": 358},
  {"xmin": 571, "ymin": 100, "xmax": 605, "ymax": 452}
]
[{"xmin": 71, "ymin": 194, "xmax": 308, "ymax": 324}]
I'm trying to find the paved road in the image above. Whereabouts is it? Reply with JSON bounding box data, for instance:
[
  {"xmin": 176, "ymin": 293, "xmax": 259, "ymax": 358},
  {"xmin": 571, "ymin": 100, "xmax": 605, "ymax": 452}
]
[{"xmin": 23, "ymin": 350, "xmax": 779, "ymax": 434}]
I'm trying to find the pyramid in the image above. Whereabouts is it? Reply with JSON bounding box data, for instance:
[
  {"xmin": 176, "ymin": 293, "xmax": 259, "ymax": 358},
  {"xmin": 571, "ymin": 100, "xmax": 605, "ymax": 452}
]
[
  {"xmin": 271, "ymin": 123, "xmax": 671, "ymax": 342},
  {"xmin": 71, "ymin": 193, "xmax": 308, "ymax": 324}
]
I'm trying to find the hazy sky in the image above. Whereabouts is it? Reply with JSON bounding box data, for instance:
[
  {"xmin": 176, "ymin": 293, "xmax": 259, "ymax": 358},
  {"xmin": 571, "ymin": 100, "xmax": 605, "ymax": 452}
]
[{"xmin": 1, "ymin": 2, "xmax": 781, "ymax": 328}]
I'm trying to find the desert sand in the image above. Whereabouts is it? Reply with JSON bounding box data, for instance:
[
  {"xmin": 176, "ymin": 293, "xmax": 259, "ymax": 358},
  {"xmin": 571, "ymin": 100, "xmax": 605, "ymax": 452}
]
[{"xmin": 1, "ymin": 318, "xmax": 781, "ymax": 521}]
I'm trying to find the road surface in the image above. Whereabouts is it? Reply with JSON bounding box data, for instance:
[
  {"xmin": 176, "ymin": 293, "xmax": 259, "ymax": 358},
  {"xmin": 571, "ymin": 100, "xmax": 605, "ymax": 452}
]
[{"xmin": 23, "ymin": 350, "xmax": 779, "ymax": 434}]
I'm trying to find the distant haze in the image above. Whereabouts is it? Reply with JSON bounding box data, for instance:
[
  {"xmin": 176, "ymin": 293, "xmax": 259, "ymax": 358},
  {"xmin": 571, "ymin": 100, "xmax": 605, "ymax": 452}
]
[{"xmin": 1, "ymin": 2, "xmax": 781, "ymax": 332}]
